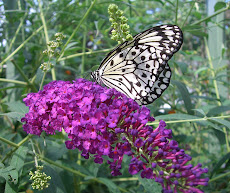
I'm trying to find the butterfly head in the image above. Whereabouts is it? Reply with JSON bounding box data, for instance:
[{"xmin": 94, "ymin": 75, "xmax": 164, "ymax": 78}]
[{"xmin": 91, "ymin": 70, "xmax": 101, "ymax": 84}]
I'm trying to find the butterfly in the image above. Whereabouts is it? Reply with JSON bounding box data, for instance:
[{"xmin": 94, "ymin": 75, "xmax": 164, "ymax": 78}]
[{"xmin": 91, "ymin": 24, "xmax": 183, "ymax": 105}]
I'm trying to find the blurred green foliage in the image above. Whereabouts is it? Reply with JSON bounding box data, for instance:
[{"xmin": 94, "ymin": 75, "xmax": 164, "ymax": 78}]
[{"xmin": 0, "ymin": 0, "xmax": 230, "ymax": 192}]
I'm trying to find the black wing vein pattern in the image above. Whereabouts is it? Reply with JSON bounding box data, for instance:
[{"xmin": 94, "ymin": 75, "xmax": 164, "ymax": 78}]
[{"xmin": 92, "ymin": 24, "xmax": 183, "ymax": 105}]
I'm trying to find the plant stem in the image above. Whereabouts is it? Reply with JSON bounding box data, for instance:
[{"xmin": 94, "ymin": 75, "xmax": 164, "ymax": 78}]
[
  {"xmin": 182, "ymin": 1, "xmax": 195, "ymax": 27},
  {"xmin": 204, "ymin": 39, "xmax": 221, "ymax": 103},
  {"xmin": 0, "ymin": 78, "xmax": 27, "ymax": 85},
  {"xmin": 191, "ymin": 4, "xmax": 230, "ymax": 26},
  {"xmin": 0, "ymin": 136, "xmax": 18, "ymax": 148},
  {"xmin": 1, "ymin": 134, "xmax": 33, "ymax": 162},
  {"xmin": 0, "ymin": 26, "xmax": 44, "ymax": 67},
  {"xmin": 11, "ymin": 60, "xmax": 37, "ymax": 92},
  {"xmin": 6, "ymin": 12, "xmax": 27, "ymax": 55},
  {"xmin": 38, "ymin": 0, "xmax": 56, "ymax": 81},
  {"xmin": 38, "ymin": 0, "xmax": 49, "ymax": 43},
  {"xmin": 58, "ymin": 0, "xmax": 97, "ymax": 60},
  {"xmin": 175, "ymin": 0, "xmax": 179, "ymax": 25},
  {"xmin": 30, "ymin": 139, "xmax": 39, "ymax": 167},
  {"xmin": 37, "ymin": 154, "xmax": 128, "ymax": 192},
  {"xmin": 39, "ymin": 154, "xmax": 86, "ymax": 177},
  {"xmin": 40, "ymin": 71, "xmax": 47, "ymax": 90},
  {"xmin": 209, "ymin": 170, "xmax": 230, "ymax": 183},
  {"xmin": 204, "ymin": 38, "xmax": 229, "ymax": 151},
  {"xmin": 18, "ymin": 134, "xmax": 33, "ymax": 146},
  {"xmin": 58, "ymin": 48, "xmax": 113, "ymax": 62},
  {"xmin": 148, "ymin": 115, "xmax": 230, "ymax": 125},
  {"xmin": 81, "ymin": 27, "xmax": 87, "ymax": 77}
]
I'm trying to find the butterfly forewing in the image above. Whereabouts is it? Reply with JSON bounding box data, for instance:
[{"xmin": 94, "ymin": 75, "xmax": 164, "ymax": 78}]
[{"xmin": 92, "ymin": 24, "xmax": 183, "ymax": 105}]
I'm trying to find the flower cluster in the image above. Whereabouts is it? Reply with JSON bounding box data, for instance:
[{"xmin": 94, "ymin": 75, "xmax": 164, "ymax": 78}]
[
  {"xmin": 29, "ymin": 166, "xmax": 51, "ymax": 190},
  {"xmin": 21, "ymin": 79, "xmax": 208, "ymax": 193},
  {"xmin": 41, "ymin": 32, "xmax": 65, "ymax": 72}
]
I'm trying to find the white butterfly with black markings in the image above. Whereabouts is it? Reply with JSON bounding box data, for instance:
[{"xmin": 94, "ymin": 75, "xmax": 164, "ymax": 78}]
[{"xmin": 91, "ymin": 24, "xmax": 183, "ymax": 105}]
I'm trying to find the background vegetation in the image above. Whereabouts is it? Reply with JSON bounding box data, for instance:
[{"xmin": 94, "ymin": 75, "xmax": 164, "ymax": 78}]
[{"xmin": 0, "ymin": 0, "xmax": 230, "ymax": 192}]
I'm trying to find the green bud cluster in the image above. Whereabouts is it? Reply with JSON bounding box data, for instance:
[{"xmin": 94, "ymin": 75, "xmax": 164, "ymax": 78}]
[
  {"xmin": 29, "ymin": 166, "xmax": 51, "ymax": 190},
  {"xmin": 40, "ymin": 32, "xmax": 66, "ymax": 72},
  {"xmin": 40, "ymin": 62, "xmax": 54, "ymax": 72},
  {"xmin": 108, "ymin": 4, "xmax": 133, "ymax": 44}
]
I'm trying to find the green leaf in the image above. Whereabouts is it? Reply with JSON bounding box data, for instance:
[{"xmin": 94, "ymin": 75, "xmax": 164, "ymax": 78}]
[
  {"xmin": 155, "ymin": 113, "xmax": 200, "ymax": 121},
  {"xmin": 221, "ymin": 47, "xmax": 226, "ymax": 58},
  {"xmin": 91, "ymin": 65, "xmax": 100, "ymax": 72},
  {"xmin": 0, "ymin": 162, "xmax": 4, "ymax": 168},
  {"xmin": 5, "ymin": 181, "xmax": 17, "ymax": 193},
  {"xmin": 5, "ymin": 101, "xmax": 28, "ymax": 114},
  {"xmin": 214, "ymin": 2, "xmax": 226, "ymax": 12},
  {"xmin": 208, "ymin": 118, "xmax": 230, "ymax": 130},
  {"xmin": 193, "ymin": 109, "xmax": 206, "ymax": 116},
  {"xmin": 46, "ymin": 141, "xmax": 68, "ymax": 161},
  {"xmin": 0, "ymin": 112, "xmax": 25, "ymax": 122},
  {"xmin": 154, "ymin": 113, "xmax": 225, "ymax": 133},
  {"xmin": 189, "ymin": 30, "xmax": 208, "ymax": 37},
  {"xmin": 42, "ymin": 165, "xmax": 67, "ymax": 193},
  {"xmin": 207, "ymin": 106, "xmax": 230, "ymax": 116},
  {"xmin": 211, "ymin": 152, "xmax": 230, "ymax": 177},
  {"xmin": 0, "ymin": 166, "xmax": 17, "ymax": 182},
  {"xmin": 205, "ymin": 121, "xmax": 225, "ymax": 133},
  {"xmin": 88, "ymin": 162, "xmax": 100, "ymax": 177},
  {"xmin": 98, "ymin": 177, "xmax": 121, "ymax": 193},
  {"xmin": 183, "ymin": 25, "xmax": 207, "ymax": 37},
  {"xmin": 10, "ymin": 146, "xmax": 28, "ymax": 183},
  {"xmin": 1, "ymin": 165, "xmax": 18, "ymax": 193},
  {"xmin": 183, "ymin": 24, "xmax": 203, "ymax": 31},
  {"xmin": 191, "ymin": 95, "xmax": 216, "ymax": 101},
  {"xmin": 35, "ymin": 68, "xmax": 44, "ymax": 85},
  {"xmin": 176, "ymin": 61, "xmax": 187, "ymax": 73},
  {"xmin": 194, "ymin": 11, "xmax": 202, "ymax": 19},
  {"xmin": 138, "ymin": 175, "xmax": 162, "ymax": 193},
  {"xmin": 194, "ymin": 67, "xmax": 209, "ymax": 75},
  {"xmin": 1, "ymin": 101, "xmax": 28, "ymax": 121},
  {"xmin": 172, "ymin": 80, "xmax": 194, "ymax": 114},
  {"xmin": 65, "ymin": 42, "xmax": 79, "ymax": 50}
]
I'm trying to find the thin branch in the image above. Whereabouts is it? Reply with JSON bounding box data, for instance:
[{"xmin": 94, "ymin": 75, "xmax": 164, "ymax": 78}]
[
  {"xmin": 58, "ymin": 0, "xmax": 97, "ymax": 61},
  {"xmin": 0, "ymin": 78, "xmax": 27, "ymax": 85},
  {"xmin": 0, "ymin": 26, "xmax": 44, "ymax": 67},
  {"xmin": 182, "ymin": 1, "xmax": 195, "ymax": 27},
  {"xmin": 191, "ymin": 4, "xmax": 230, "ymax": 26},
  {"xmin": 204, "ymin": 38, "xmax": 229, "ymax": 151},
  {"xmin": 148, "ymin": 115, "xmax": 230, "ymax": 125},
  {"xmin": 58, "ymin": 48, "xmax": 113, "ymax": 62}
]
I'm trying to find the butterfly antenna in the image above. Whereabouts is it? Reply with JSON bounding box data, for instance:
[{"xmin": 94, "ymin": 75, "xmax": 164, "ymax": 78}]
[{"xmin": 83, "ymin": 71, "xmax": 91, "ymax": 80}]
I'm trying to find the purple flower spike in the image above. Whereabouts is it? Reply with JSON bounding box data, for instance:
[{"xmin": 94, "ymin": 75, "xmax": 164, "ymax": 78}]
[{"xmin": 21, "ymin": 79, "xmax": 209, "ymax": 192}]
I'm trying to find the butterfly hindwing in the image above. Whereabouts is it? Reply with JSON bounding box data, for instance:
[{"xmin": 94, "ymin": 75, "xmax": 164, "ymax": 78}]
[
  {"xmin": 136, "ymin": 63, "xmax": 172, "ymax": 105},
  {"xmin": 91, "ymin": 24, "xmax": 183, "ymax": 105}
]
